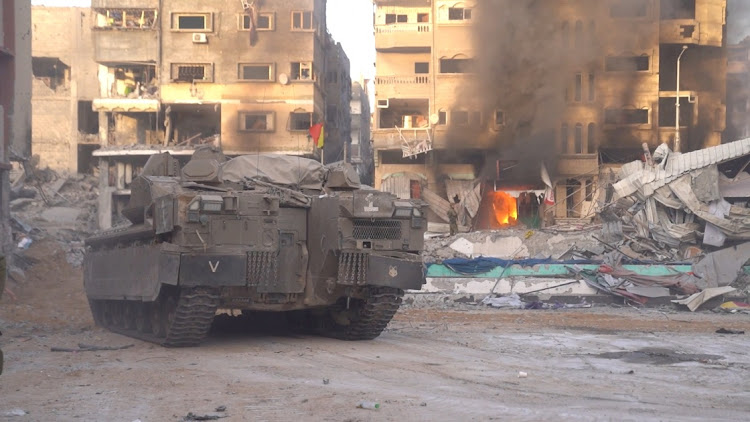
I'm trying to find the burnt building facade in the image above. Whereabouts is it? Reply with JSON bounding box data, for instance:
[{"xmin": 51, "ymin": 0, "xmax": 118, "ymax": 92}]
[
  {"xmin": 89, "ymin": 0, "xmax": 351, "ymax": 228},
  {"xmin": 373, "ymin": 0, "xmax": 728, "ymax": 226}
]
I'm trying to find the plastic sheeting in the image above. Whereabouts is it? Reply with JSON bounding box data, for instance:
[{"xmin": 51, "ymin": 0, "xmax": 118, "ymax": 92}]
[
  {"xmin": 222, "ymin": 154, "xmax": 327, "ymax": 190},
  {"xmin": 439, "ymin": 257, "xmax": 597, "ymax": 275}
]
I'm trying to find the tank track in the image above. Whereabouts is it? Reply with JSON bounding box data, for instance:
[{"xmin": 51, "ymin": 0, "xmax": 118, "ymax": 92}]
[
  {"xmin": 320, "ymin": 287, "xmax": 404, "ymax": 340},
  {"xmin": 89, "ymin": 288, "xmax": 219, "ymax": 347}
]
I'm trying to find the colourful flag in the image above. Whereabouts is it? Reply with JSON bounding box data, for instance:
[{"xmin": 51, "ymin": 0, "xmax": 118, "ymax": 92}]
[{"xmin": 309, "ymin": 123, "xmax": 324, "ymax": 148}]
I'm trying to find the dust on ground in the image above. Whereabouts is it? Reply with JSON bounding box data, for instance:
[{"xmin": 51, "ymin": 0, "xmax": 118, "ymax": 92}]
[{"xmin": 2, "ymin": 241, "xmax": 750, "ymax": 421}]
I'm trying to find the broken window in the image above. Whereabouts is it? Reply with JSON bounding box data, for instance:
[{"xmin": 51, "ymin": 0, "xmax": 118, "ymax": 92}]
[
  {"xmin": 94, "ymin": 9, "xmax": 157, "ymax": 29},
  {"xmin": 605, "ymin": 109, "xmax": 649, "ymax": 125},
  {"xmin": 239, "ymin": 64, "xmax": 273, "ymax": 81},
  {"xmin": 605, "ymin": 56, "xmax": 650, "ymax": 72},
  {"xmin": 448, "ymin": 7, "xmax": 472, "ymax": 21},
  {"xmin": 32, "ymin": 57, "xmax": 69, "ymax": 91},
  {"xmin": 171, "ymin": 64, "xmax": 212, "ymax": 82},
  {"xmin": 240, "ymin": 112, "xmax": 274, "ymax": 132},
  {"xmin": 440, "ymin": 58, "xmax": 474, "ymax": 74},
  {"xmin": 290, "ymin": 112, "xmax": 313, "ymax": 131},
  {"xmin": 659, "ymin": 97, "xmax": 694, "ymax": 127},
  {"xmin": 660, "ymin": 0, "xmax": 696, "ymax": 20},
  {"xmin": 438, "ymin": 111, "xmax": 447, "ymax": 125},
  {"xmin": 587, "ymin": 123, "xmax": 596, "ymax": 153},
  {"xmin": 680, "ymin": 25, "xmax": 695, "ymax": 38},
  {"xmin": 561, "ymin": 123, "xmax": 569, "ymax": 153},
  {"xmin": 241, "ymin": 13, "xmax": 274, "ymax": 30},
  {"xmin": 451, "ymin": 111, "xmax": 469, "ymax": 126},
  {"xmin": 292, "ymin": 11, "xmax": 313, "ymax": 30},
  {"xmin": 561, "ymin": 21, "xmax": 569, "ymax": 48},
  {"xmin": 327, "ymin": 105, "xmax": 337, "ymax": 124},
  {"xmin": 588, "ymin": 73, "xmax": 596, "ymax": 101},
  {"xmin": 78, "ymin": 101, "xmax": 99, "ymax": 135},
  {"xmin": 585, "ymin": 179, "xmax": 594, "ymax": 201},
  {"xmin": 574, "ymin": 123, "xmax": 583, "ymax": 153},
  {"xmin": 291, "ymin": 62, "xmax": 312, "ymax": 80},
  {"xmin": 610, "ymin": 0, "xmax": 648, "ymax": 18},
  {"xmin": 415, "ymin": 62, "xmax": 429, "ymax": 74},
  {"xmin": 574, "ymin": 20, "xmax": 583, "ymax": 49},
  {"xmin": 574, "ymin": 73, "xmax": 582, "ymax": 102},
  {"xmin": 471, "ymin": 111, "xmax": 482, "ymax": 126},
  {"xmin": 172, "ymin": 13, "xmax": 211, "ymax": 31},
  {"xmin": 494, "ymin": 110, "xmax": 505, "ymax": 128}
]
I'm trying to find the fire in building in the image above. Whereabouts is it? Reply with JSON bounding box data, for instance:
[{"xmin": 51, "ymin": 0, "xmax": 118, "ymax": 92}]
[
  {"xmin": 372, "ymin": 0, "xmax": 728, "ymax": 230},
  {"xmin": 30, "ymin": 0, "xmax": 358, "ymax": 229}
]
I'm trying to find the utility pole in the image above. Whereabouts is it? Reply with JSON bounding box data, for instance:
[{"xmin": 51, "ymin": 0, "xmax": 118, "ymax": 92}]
[{"xmin": 675, "ymin": 45, "xmax": 688, "ymax": 152}]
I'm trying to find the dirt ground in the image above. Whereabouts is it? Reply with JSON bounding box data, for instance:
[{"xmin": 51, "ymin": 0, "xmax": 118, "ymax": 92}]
[{"xmin": 2, "ymin": 241, "xmax": 750, "ymax": 421}]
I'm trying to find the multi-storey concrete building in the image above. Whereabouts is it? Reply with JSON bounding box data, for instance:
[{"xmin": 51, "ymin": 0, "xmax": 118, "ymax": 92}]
[
  {"xmin": 89, "ymin": 0, "xmax": 351, "ymax": 228},
  {"xmin": 1, "ymin": 0, "xmax": 32, "ymax": 254},
  {"xmin": 31, "ymin": 7, "xmax": 99, "ymax": 173},
  {"xmin": 373, "ymin": 0, "xmax": 727, "ymax": 226},
  {"xmin": 350, "ymin": 80, "xmax": 373, "ymax": 184},
  {"xmin": 727, "ymin": 38, "xmax": 750, "ymax": 142}
]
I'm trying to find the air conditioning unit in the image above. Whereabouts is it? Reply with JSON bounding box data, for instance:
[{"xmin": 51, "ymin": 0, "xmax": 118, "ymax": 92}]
[
  {"xmin": 192, "ymin": 33, "xmax": 208, "ymax": 43},
  {"xmin": 376, "ymin": 99, "xmax": 389, "ymax": 109}
]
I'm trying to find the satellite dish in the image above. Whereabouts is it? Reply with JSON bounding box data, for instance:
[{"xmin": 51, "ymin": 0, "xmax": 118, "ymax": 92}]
[
  {"xmin": 429, "ymin": 114, "xmax": 440, "ymax": 125},
  {"xmin": 279, "ymin": 73, "xmax": 290, "ymax": 85}
]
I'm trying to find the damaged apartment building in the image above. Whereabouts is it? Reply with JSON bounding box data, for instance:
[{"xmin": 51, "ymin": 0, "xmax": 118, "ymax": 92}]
[
  {"xmin": 372, "ymin": 0, "xmax": 728, "ymax": 229},
  {"xmin": 31, "ymin": 7, "xmax": 99, "ymax": 173},
  {"xmin": 82, "ymin": 0, "xmax": 352, "ymax": 228},
  {"xmin": 2, "ymin": 0, "xmax": 32, "ymax": 255}
]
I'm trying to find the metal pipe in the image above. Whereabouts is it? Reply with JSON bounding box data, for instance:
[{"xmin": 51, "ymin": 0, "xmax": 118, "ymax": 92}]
[{"xmin": 675, "ymin": 45, "xmax": 688, "ymax": 152}]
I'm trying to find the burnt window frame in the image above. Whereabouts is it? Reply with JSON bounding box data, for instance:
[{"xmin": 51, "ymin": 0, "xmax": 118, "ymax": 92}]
[
  {"xmin": 291, "ymin": 10, "xmax": 314, "ymax": 31},
  {"xmin": 239, "ymin": 111, "xmax": 275, "ymax": 132},
  {"xmin": 170, "ymin": 63, "xmax": 213, "ymax": 83},
  {"xmin": 171, "ymin": 12, "xmax": 212, "ymax": 32},
  {"xmin": 605, "ymin": 55, "xmax": 651, "ymax": 72},
  {"xmin": 240, "ymin": 12, "xmax": 275, "ymax": 31},
  {"xmin": 238, "ymin": 63, "xmax": 275, "ymax": 82},
  {"xmin": 289, "ymin": 111, "xmax": 314, "ymax": 131},
  {"xmin": 604, "ymin": 108, "xmax": 650, "ymax": 125}
]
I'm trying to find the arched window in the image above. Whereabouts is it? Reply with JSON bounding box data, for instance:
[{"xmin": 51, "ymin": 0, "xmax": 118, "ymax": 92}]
[
  {"xmin": 574, "ymin": 20, "xmax": 583, "ymax": 49},
  {"xmin": 561, "ymin": 123, "xmax": 569, "ymax": 153},
  {"xmin": 587, "ymin": 123, "xmax": 596, "ymax": 153},
  {"xmin": 561, "ymin": 21, "xmax": 569, "ymax": 48},
  {"xmin": 575, "ymin": 123, "xmax": 583, "ymax": 153}
]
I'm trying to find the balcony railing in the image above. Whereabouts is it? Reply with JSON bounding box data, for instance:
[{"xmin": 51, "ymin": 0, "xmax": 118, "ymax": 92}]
[
  {"xmin": 375, "ymin": 75, "xmax": 431, "ymax": 85},
  {"xmin": 375, "ymin": 23, "xmax": 431, "ymax": 34}
]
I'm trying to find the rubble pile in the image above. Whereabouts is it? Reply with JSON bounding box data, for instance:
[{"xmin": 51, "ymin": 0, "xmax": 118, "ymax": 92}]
[
  {"xmin": 422, "ymin": 225, "xmax": 605, "ymax": 263},
  {"xmin": 9, "ymin": 163, "xmax": 99, "ymax": 269},
  {"xmin": 599, "ymin": 139, "xmax": 750, "ymax": 261}
]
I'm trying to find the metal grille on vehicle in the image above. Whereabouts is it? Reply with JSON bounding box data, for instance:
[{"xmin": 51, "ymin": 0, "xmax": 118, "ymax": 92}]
[
  {"xmin": 247, "ymin": 251, "xmax": 278, "ymax": 286},
  {"xmin": 338, "ymin": 252, "xmax": 368, "ymax": 285},
  {"xmin": 352, "ymin": 219, "xmax": 402, "ymax": 240}
]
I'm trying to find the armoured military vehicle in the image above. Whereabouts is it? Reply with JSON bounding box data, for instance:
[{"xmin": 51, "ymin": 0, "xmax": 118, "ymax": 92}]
[{"xmin": 84, "ymin": 148, "xmax": 426, "ymax": 346}]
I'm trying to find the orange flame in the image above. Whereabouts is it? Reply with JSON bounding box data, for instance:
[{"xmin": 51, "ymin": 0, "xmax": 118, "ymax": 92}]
[{"xmin": 491, "ymin": 191, "xmax": 518, "ymax": 226}]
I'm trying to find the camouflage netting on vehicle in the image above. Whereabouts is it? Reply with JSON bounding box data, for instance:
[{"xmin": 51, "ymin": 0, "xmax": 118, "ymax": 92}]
[{"xmin": 222, "ymin": 154, "xmax": 327, "ymax": 190}]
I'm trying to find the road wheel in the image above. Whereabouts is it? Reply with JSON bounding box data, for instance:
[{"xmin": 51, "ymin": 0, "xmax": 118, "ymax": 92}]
[{"xmin": 320, "ymin": 287, "xmax": 404, "ymax": 340}]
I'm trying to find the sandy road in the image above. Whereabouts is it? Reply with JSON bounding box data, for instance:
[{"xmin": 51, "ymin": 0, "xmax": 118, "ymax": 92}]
[{"xmin": 1, "ymin": 306, "xmax": 749, "ymax": 422}]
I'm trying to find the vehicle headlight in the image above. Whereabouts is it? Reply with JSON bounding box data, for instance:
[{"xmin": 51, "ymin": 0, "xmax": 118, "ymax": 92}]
[
  {"xmin": 394, "ymin": 207, "xmax": 412, "ymax": 218},
  {"xmin": 200, "ymin": 195, "xmax": 223, "ymax": 212}
]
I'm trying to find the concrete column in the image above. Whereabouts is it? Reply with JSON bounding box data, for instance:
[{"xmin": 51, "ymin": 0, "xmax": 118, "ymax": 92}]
[
  {"xmin": 98, "ymin": 158, "xmax": 112, "ymax": 230},
  {"xmin": 97, "ymin": 111, "xmax": 112, "ymax": 229}
]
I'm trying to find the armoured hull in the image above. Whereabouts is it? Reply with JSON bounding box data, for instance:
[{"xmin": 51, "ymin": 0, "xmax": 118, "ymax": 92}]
[{"xmin": 84, "ymin": 150, "xmax": 427, "ymax": 346}]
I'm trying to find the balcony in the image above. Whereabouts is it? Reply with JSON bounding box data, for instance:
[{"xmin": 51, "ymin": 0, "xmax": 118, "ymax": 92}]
[
  {"xmin": 375, "ymin": 75, "xmax": 431, "ymax": 98},
  {"xmin": 557, "ymin": 154, "xmax": 599, "ymax": 177},
  {"xmin": 92, "ymin": 0, "xmax": 158, "ymax": 8},
  {"xmin": 375, "ymin": 24, "xmax": 432, "ymax": 52},
  {"xmin": 94, "ymin": 30, "xmax": 158, "ymax": 63}
]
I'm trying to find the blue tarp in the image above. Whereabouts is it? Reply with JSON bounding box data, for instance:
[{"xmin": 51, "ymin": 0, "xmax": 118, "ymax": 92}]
[{"xmin": 438, "ymin": 257, "xmax": 599, "ymax": 275}]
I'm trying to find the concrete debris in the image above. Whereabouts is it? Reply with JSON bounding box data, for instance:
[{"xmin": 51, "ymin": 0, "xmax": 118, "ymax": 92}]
[
  {"xmin": 8, "ymin": 164, "xmax": 100, "ymax": 268},
  {"xmin": 672, "ymin": 286, "xmax": 737, "ymax": 312},
  {"xmin": 601, "ymin": 139, "xmax": 750, "ymax": 253}
]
